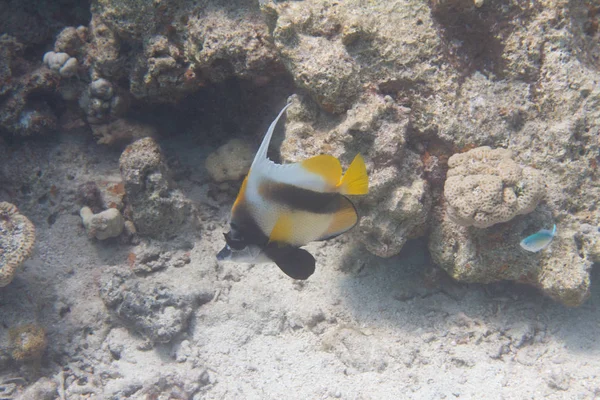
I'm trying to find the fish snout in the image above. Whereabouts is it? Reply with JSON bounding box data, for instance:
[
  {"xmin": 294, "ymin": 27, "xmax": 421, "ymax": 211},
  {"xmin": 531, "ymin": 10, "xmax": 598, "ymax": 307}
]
[{"xmin": 216, "ymin": 245, "xmax": 232, "ymax": 261}]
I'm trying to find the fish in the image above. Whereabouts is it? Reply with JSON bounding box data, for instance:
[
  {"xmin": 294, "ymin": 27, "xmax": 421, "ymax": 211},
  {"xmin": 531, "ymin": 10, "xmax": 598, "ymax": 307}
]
[
  {"xmin": 520, "ymin": 224, "xmax": 557, "ymax": 253},
  {"xmin": 216, "ymin": 102, "xmax": 369, "ymax": 280}
]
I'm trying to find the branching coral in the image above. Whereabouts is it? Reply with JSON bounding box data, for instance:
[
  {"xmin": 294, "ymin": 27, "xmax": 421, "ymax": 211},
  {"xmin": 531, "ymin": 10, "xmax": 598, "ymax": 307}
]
[
  {"xmin": 444, "ymin": 146, "xmax": 544, "ymax": 228},
  {"xmin": 0, "ymin": 202, "xmax": 35, "ymax": 287}
]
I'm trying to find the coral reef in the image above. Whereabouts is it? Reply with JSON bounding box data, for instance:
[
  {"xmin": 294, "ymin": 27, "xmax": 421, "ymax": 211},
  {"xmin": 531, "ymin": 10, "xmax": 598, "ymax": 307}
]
[
  {"xmin": 264, "ymin": 0, "xmax": 599, "ymax": 304},
  {"xmin": 119, "ymin": 137, "xmax": 196, "ymax": 238},
  {"xmin": 444, "ymin": 146, "xmax": 544, "ymax": 228},
  {"xmin": 0, "ymin": 202, "xmax": 35, "ymax": 287},
  {"xmin": 54, "ymin": 26, "xmax": 89, "ymax": 59},
  {"xmin": 205, "ymin": 138, "xmax": 254, "ymax": 182},
  {"xmin": 184, "ymin": 10, "xmax": 280, "ymax": 84},
  {"xmin": 9, "ymin": 324, "xmax": 46, "ymax": 361},
  {"xmin": 84, "ymin": 0, "xmax": 282, "ymax": 103},
  {"xmin": 80, "ymin": 206, "xmax": 125, "ymax": 240}
]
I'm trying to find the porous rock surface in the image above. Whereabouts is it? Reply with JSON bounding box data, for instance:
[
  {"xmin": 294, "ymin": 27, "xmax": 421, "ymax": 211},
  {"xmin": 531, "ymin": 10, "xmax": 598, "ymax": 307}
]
[
  {"xmin": 87, "ymin": 0, "xmax": 281, "ymax": 103},
  {"xmin": 429, "ymin": 206, "xmax": 592, "ymax": 307},
  {"xmin": 280, "ymin": 94, "xmax": 431, "ymax": 258},
  {"xmin": 119, "ymin": 137, "xmax": 196, "ymax": 238},
  {"xmin": 268, "ymin": 0, "xmax": 599, "ymax": 304},
  {"xmin": 444, "ymin": 146, "xmax": 544, "ymax": 228}
]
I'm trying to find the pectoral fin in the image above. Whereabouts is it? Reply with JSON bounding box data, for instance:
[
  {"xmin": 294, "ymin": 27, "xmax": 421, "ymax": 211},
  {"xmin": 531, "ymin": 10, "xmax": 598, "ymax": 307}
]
[{"xmin": 264, "ymin": 245, "xmax": 316, "ymax": 280}]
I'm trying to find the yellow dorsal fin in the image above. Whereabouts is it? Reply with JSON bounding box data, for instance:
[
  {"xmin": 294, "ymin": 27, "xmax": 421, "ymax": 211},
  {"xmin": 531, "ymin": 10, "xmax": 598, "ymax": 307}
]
[
  {"xmin": 269, "ymin": 212, "xmax": 293, "ymax": 244},
  {"xmin": 301, "ymin": 154, "xmax": 342, "ymax": 188},
  {"xmin": 338, "ymin": 154, "xmax": 369, "ymax": 195}
]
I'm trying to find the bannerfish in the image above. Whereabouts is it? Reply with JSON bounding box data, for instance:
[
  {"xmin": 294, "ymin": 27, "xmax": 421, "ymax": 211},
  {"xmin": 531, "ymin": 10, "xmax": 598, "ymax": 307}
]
[
  {"xmin": 520, "ymin": 224, "xmax": 557, "ymax": 253},
  {"xmin": 216, "ymin": 102, "xmax": 369, "ymax": 280}
]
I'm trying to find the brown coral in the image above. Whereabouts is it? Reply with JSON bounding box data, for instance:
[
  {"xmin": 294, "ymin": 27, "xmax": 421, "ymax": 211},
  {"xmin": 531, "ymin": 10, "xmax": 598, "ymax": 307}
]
[
  {"xmin": 443, "ymin": 146, "xmax": 544, "ymax": 228},
  {"xmin": 9, "ymin": 324, "xmax": 47, "ymax": 361},
  {"xmin": 0, "ymin": 202, "xmax": 36, "ymax": 287}
]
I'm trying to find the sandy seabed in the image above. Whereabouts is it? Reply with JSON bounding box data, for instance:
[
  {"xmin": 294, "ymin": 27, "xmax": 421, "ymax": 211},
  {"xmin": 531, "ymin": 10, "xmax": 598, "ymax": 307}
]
[{"xmin": 1, "ymin": 131, "xmax": 599, "ymax": 400}]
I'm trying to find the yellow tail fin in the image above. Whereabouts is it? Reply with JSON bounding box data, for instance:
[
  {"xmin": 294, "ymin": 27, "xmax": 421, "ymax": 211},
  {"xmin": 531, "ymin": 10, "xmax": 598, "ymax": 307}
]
[{"xmin": 338, "ymin": 154, "xmax": 369, "ymax": 195}]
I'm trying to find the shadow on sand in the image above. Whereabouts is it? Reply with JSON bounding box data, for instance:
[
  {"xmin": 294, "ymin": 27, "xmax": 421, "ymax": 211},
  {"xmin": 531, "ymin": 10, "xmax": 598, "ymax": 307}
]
[{"xmin": 336, "ymin": 238, "xmax": 600, "ymax": 353}]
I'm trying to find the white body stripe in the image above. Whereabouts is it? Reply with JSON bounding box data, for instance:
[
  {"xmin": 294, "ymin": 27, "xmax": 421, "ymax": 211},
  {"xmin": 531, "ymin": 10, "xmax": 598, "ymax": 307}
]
[{"xmin": 244, "ymin": 103, "xmax": 333, "ymax": 241}]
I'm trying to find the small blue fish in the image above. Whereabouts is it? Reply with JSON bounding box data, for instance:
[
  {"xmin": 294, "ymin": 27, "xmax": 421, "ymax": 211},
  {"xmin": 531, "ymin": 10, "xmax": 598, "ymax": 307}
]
[{"xmin": 520, "ymin": 224, "xmax": 557, "ymax": 253}]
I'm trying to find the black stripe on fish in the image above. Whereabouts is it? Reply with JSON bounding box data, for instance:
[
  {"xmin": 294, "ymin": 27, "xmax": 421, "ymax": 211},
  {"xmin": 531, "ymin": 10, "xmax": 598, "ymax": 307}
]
[
  {"xmin": 259, "ymin": 181, "xmax": 349, "ymax": 215},
  {"xmin": 229, "ymin": 201, "xmax": 269, "ymax": 246}
]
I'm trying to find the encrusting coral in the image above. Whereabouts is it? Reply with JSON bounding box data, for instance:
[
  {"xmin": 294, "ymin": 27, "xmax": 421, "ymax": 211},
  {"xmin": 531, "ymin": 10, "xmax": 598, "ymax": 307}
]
[
  {"xmin": 0, "ymin": 202, "xmax": 35, "ymax": 287},
  {"xmin": 9, "ymin": 324, "xmax": 47, "ymax": 361},
  {"xmin": 444, "ymin": 146, "xmax": 544, "ymax": 228}
]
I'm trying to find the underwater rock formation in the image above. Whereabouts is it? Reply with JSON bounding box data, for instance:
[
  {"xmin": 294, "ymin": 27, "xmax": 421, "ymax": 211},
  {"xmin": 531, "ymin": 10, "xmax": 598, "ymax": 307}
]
[
  {"xmin": 0, "ymin": 0, "xmax": 598, "ymax": 307},
  {"xmin": 266, "ymin": 0, "xmax": 599, "ymax": 304},
  {"xmin": 0, "ymin": 202, "xmax": 36, "ymax": 287},
  {"xmin": 428, "ymin": 207, "xmax": 592, "ymax": 307},
  {"xmin": 280, "ymin": 94, "xmax": 431, "ymax": 258},
  {"xmin": 444, "ymin": 146, "xmax": 544, "ymax": 228},
  {"xmin": 267, "ymin": 2, "xmax": 361, "ymax": 114},
  {"xmin": 85, "ymin": 0, "xmax": 281, "ymax": 103},
  {"xmin": 119, "ymin": 137, "xmax": 196, "ymax": 238}
]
